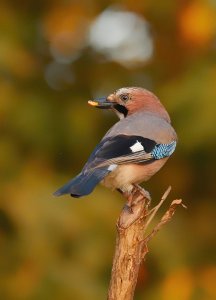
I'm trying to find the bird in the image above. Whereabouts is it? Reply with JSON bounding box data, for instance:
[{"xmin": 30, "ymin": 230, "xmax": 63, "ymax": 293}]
[{"xmin": 54, "ymin": 87, "xmax": 177, "ymax": 199}]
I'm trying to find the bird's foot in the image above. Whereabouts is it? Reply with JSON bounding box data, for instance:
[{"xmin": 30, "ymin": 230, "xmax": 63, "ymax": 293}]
[
  {"xmin": 132, "ymin": 184, "xmax": 151, "ymax": 207},
  {"xmin": 117, "ymin": 188, "xmax": 133, "ymax": 212},
  {"xmin": 121, "ymin": 185, "xmax": 150, "ymax": 213},
  {"xmin": 133, "ymin": 184, "xmax": 151, "ymax": 200},
  {"xmin": 119, "ymin": 186, "xmax": 150, "ymax": 228}
]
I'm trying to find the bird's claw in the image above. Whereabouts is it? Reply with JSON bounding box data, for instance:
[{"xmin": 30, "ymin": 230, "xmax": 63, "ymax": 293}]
[{"xmin": 133, "ymin": 184, "xmax": 151, "ymax": 202}]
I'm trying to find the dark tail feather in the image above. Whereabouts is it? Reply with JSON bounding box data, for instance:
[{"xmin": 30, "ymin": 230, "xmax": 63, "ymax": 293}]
[{"xmin": 53, "ymin": 168, "xmax": 109, "ymax": 198}]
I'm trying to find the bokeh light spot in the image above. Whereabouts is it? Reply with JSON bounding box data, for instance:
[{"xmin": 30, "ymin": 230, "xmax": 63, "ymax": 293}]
[
  {"xmin": 89, "ymin": 7, "xmax": 153, "ymax": 67},
  {"xmin": 179, "ymin": 2, "xmax": 216, "ymax": 46}
]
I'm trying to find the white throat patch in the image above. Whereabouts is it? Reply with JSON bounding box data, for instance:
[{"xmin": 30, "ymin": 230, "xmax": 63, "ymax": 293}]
[{"xmin": 130, "ymin": 140, "xmax": 144, "ymax": 153}]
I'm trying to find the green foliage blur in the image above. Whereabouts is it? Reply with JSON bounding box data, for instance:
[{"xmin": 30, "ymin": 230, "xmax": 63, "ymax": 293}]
[{"xmin": 0, "ymin": 0, "xmax": 216, "ymax": 299}]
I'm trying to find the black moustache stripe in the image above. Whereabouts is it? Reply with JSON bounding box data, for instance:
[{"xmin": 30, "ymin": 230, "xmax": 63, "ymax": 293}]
[{"xmin": 114, "ymin": 104, "xmax": 128, "ymax": 117}]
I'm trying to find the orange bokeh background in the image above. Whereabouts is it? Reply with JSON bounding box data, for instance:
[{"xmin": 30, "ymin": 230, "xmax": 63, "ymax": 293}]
[{"xmin": 0, "ymin": 0, "xmax": 215, "ymax": 299}]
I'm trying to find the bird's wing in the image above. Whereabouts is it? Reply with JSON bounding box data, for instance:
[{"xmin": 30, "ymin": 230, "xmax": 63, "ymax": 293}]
[
  {"xmin": 54, "ymin": 135, "xmax": 176, "ymax": 197},
  {"xmin": 83, "ymin": 134, "xmax": 176, "ymax": 171}
]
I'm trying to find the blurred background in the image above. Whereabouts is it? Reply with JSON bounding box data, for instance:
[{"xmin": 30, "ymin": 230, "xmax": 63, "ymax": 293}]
[{"xmin": 0, "ymin": 0, "xmax": 216, "ymax": 299}]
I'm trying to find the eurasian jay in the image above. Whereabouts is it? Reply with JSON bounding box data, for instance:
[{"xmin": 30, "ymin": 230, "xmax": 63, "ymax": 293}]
[{"xmin": 54, "ymin": 87, "xmax": 177, "ymax": 198}]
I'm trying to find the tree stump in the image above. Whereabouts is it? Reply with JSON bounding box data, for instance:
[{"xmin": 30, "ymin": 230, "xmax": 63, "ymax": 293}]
[{"xmin": 108, "ymin": 186, "xmax": 185, "ymax": 300}]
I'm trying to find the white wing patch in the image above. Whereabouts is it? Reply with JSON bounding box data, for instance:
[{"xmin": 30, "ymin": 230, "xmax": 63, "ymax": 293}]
[
  {"xmin": 108, "ymin": 164, "xmax": 117, "ymax": 171},
  {"xmin": 130, "ymin": 140, "xmax": 144, "ymax": 153}
]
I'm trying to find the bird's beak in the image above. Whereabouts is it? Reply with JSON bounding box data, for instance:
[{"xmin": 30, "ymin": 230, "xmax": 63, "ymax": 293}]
[{"xmin": 88, "ymin": 97, "xmax": 115, "ymax": 109}]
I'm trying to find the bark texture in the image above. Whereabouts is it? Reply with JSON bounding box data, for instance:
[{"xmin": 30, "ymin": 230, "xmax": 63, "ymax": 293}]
[{"xmin": 108, "ymin": 186, "xmax": 185, "ymax": 300}]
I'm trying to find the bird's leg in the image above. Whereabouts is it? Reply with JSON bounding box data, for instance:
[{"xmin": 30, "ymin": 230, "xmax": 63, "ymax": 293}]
[
  {"xmin": 132, "ymin": 184, "xmax": 151, "ymax": 207},
  {"xmin": 118, "ymin": 185, "xmax": 151, "ymax": 228},
  {"xmin": 117, "ymin": 187, "xmax": 136, "ymax": 213},
  {"xmin": 117, "ymin": 185, "xmax": 151, "ymax": 215},
  {"xmin": 123, "ymin": 191, "xmax": 135, "ymax": 213},
  {"xmin": 121, "ymin": 187, "xmax": 145, "ymax": 213}
]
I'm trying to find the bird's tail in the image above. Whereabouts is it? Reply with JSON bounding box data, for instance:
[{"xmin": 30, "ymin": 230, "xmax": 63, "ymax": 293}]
[{"xmin": 53, "ymin": 168, "xmax": 109, "ymax": 198}]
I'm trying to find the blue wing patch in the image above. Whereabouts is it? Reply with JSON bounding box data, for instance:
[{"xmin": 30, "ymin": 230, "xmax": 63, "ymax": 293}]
[
  {"xmin": 86, "ymin": 136, "xmax": 176, "ymax": 166},
  {"xmin": 151, "ymin": 141, "xmax": 176, "ymax": 160}
]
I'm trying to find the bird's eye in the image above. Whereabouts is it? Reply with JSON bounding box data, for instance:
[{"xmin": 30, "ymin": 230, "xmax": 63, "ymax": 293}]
[{"xmin": 120, "ymin": 94, "xmax": 129, "ymax": 102}]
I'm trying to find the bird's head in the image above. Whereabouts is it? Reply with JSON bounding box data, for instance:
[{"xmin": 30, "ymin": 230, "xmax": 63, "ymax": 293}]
[{"xmin": 88, "ymin": 87, "xmax": 170, "ymax": 122}]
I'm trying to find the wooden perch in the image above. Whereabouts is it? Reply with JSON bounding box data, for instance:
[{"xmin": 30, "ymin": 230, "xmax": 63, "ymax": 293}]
[{"xmin": 108, "ymin": 186, "xmax": 185, "ymax": 300}]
